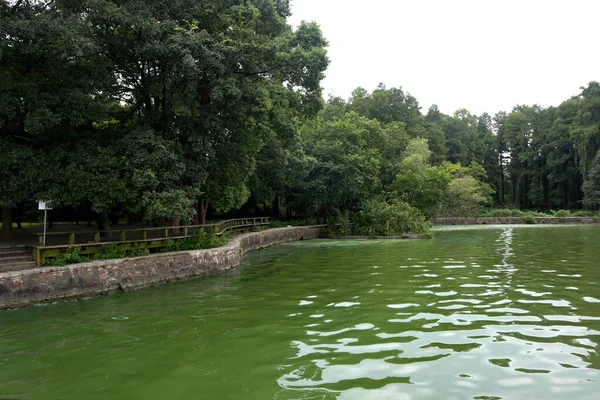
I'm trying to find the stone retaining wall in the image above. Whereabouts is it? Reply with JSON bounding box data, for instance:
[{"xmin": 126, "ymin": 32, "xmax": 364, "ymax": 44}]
[
  {"xmin": 431, "ymin": 217, "xmax": 598, "ymax": 225},
  {"xmin": 0, "ymin": 226, "xmax": 321, "ymax": 310}
]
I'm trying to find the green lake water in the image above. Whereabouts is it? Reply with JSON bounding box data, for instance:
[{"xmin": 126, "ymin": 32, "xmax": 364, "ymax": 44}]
[{"xmin": 1, "ymin": 225, "xmax": 600, "ymax": 399}]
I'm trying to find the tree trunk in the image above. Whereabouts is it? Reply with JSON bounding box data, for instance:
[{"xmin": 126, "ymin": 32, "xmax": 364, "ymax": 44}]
[
  {"xmin": 170, "ymin": 217, "xmax": 180, "ymax": 233},
  {"xmin": 327, "ymin": 214, "xmax": 335, "ymax": 233},
  {"xmin": 193, "ymin": 201, "xmax": 199, "ymax": 225},
  {"xmin": 513, "ymin": 176, "xmax": 521, "ymax": 209},
  {"xmin": 127, "ymin": 213, "xmax": 136, "ymax": 225},
  {"xmin": 272, "ymin": 195, "xmax": 280, "ymax": 218},
  {"xmin": 199, "ymin": 199, "xmax": 208, "ymax": 226},
  {"xmin": 14, "ymin": 204, "xmax": 22, "ymax": 228},
  {"xmin": 499, "ymin": 155, "xmax": 505, "ymax": 207},
  {"xmin": 99, "ymin": 211, "xmax": 112, "ymax": 236},
  {"xmin": 0, "ymin": 207, "xmax": 13, "ymax": 240}
]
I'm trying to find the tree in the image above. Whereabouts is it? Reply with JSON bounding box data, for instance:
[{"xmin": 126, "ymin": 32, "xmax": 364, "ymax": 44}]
[
  {"xmin": 504, "ymin": 110, "xmax": 530, "ymax": 208},
  {"xmin": 297, "ymin": 112, "xmax": 382, "ymax": 226},
  {"xmin": 583, "ymin": 150, "xmax": 600, "ymax": 209},
  {"xmin": 0, "ymin": 0, "xmax": 110, "ymax": 237},
  {"xmin": 571, "ymin": 82, "xmax": 600, "ymax": 180},
  {"xmin": 441, "ymin": 163, "xmax": 494, "ymax": 217},
  {"xmin": 390, "ymin": 138, "xmax": 450, "ymax": 218},
  {"xmin": 66, "ymin": 0, "xmax": 327, "ymax": 223},
  {"xmin": 347, "ymin": 84, "xmax": 424, "ymax": 136},
  {"xmin": 494, "ymin": 112, "xmax": 508, "ymax": 207}
]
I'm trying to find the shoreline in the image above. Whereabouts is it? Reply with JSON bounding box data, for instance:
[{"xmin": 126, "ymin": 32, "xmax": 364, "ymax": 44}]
[
  {"xmin": 430, "ymin": 217, "xmax": 599, "ymax": 225},
  {"xmin": 0, "ymin": 226, "xmax": 323, "ymax": 310},
  {"xmin": 2, "ymin": 220, "xmax": 596, "ymax": 310}
]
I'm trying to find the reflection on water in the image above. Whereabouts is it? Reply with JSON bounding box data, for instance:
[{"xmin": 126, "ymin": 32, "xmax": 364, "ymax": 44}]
[
  {"xmin": 276, "ymin": 227, "xmax": 600, "ymax": 399},
  {"xmin": 0, "ymin": 226, "xmax": 599, "ymax": 399}
]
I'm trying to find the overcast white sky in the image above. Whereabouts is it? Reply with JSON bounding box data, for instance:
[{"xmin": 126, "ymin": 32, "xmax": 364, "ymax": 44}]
[{"xmin": 288, "ymin": 0, "xmax": 600, "ymax": 116}]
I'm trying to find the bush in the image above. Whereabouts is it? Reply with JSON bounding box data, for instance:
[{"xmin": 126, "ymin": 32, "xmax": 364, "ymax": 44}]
[
  {"xmin": 572, "ymin": 210, "xmax": 599, "ymax": 217},
  {"xmin": 162, "ymin": 231, "xmax": 227, "ymax": 252},
  {"xmin": 43, "ymin": 244, "xmax": 149, "ymax": 266},
  {"xmin": 98, "ymin": 243, "xmax": 126, "ymax": 259},
  {"xmin": 336, "ymin": 210, "xmax": 351, "ymax": 236},
  {"xmin": 44, "ymin": 246, "xmax": 87, "ymax": 266},
  {"xmin": 354, "ymin": 198, "xmax": 431, "ymax": 237},
  {"xmin": 480, "ymin": 209, "xmax": 524, "ymax": 218},
  {"xmin": 523, "ymin": 212, "xmax": 537, "ymax": 224},
  {"xmin": 527, "ymin": 210, "xmax": 551, "ymax": 217},
  {"xmin": 553, "ymin": 210, "xmax": 571, "ymax": 217}
]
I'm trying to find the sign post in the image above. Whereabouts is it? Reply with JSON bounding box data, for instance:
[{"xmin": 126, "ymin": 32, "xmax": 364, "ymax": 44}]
[{"xmin": 38, "ymin": 201, "xmax": 52, "ymax": 246}]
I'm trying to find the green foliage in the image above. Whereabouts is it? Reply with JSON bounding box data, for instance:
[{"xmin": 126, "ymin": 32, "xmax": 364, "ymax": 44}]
[
  {"xmin": 390, "ymin": 141, "xmax": 492, "ymax": 218},
  {"xmin": 162, "ymin": 231, "xmax": 227, "ymax": 252},
  {"xmin": 97, "ymin": 243, "xmax": 127, "ymax": 259},
  {"xmin": 267, "ymin": 220, "xmax": 295, "ymax": 228},
  {"xmin": 523, "ymin": 213, "xmax": 537, "ymax": 224},
  {"xmin": 1, "ymin": 0, "xmax": 329, "ymax": 228},
  {"xmin": 553, "ymin": 210, "xmax": 571, "ymax": 217},
  {"xmin": 583, "ymin": 150, "xmax": 600, "ymax": 209},
  {"xmin": 440, "ymin": 162, "xmax": 493, "ymax": 217},
  {"xmin": 480, "ymin": 209, "xmax": 525, "ymax": 217},
  {"xmin": 94, "ymin": 244, "xmax": 147, "ymax": 260},
  {"xmin": 267, "ymin": 219, "xmax": 315, "ymax": 228},
  {"xmin": 3, "ymin": 1, "xmax": 600, "ymax": 229},
  {"xmin": 335, "ymin": 210, "xmax": 351, "ymax": 236},
  {"xmin": 44, "ymin": 247, "xmax": 87, "ymax": 266},
  {"xmin": 353, "ymin": 198, "xmax": 431, "ymax": 237},
  {"xmin": 572, "ymin": 210, "xmax": 599, "ymax": 217},
  {"xmin": 294, "ymin": 112, "xmax": 384, "ymax": 216},
  {"xmin": 43, "ymin": 244, "xmax": 148, "ymax": 266},
  {"xmin": 390, "ymin": 138, "xmax": 450, "ymax": 218}
]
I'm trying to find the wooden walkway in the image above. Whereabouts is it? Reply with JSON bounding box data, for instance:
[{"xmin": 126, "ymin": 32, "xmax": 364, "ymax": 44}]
[{"xmin": 0, "ymin": 218, "xmax": 270, "ymax": 268}]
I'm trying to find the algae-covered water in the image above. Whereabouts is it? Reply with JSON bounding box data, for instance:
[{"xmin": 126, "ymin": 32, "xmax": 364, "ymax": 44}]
[{"xmin": 1, "ymin": 225, "xmax": 599, "ymax": 399}]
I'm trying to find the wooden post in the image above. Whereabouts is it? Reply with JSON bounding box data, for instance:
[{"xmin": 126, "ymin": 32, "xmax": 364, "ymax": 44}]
[
  {"xmin": 94, "ymin": 232, "xmax": 101, "ymax": 243},
  {"xmin": 142, "ymin": 230, "xmax": 148, "ymax": 240},
  {"xmin": 184, "ymin": 226, "xmax": 188, "ymax": 236},
  {"xmin": 120, "ymin": 231, "xmax": 126, "ymax": 241},
  {"xmin": 164, "ymin": 228, "xmax": 168, "ymax": 238},
  {"xmin": 38, "ymin": 235, "xmax": 44, "ymax": 246},
  {"xmin": 68, "ymin": 233, "xmax": 75, "ymax": 245}
]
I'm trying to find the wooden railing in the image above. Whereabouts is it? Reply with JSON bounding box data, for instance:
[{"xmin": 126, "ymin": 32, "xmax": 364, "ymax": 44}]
[
  {"xmin": 31, "ymin": 217, "xmax": 270, "ymax": 266},
  {"xmin": 35, "ymin": 218, "xmax": 269, "ymax": 245}
]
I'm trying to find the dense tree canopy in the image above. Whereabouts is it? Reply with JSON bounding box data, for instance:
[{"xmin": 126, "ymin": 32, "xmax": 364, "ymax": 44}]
[
  {"xmin": 0, "ymin": 0, "xmax": 328, "ymax": 237},
  {"xmin": 1, "ymin": 1, "xmax": 599, "ymax": 239}
]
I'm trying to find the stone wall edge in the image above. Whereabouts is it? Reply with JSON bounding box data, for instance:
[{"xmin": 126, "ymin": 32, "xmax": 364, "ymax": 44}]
[{"xmin": 0, "ymin": 226, "xmax": 322, "ymax": 310}]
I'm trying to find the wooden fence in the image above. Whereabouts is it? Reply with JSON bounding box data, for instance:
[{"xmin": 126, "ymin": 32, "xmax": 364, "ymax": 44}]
[{"xmin": 31, "ymin": 217, "xmax": 270, "ymax": 266}]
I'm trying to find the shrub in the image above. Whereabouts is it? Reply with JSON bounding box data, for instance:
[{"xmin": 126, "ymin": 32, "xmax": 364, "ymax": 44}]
[
  {"xmin": 98, "ymin": 243, "xmax": 126, "ymax": 259},
  {"xmin": 525, "ymin": 211, "xmax": 551, "ymax": 217},
  {"xmin": 572, "ymin": 210, "xmax": 599, "ymax": 217},
  {"xmin": 553, "ymin": 210, "xmax": 571, "ymax": 217},
  {"xmin": 336, "ymin": 210, "xmax": 351, "ymax": 236},
  {"xmin": 354, "ymin": 198, "xmax": 431, "ymax": 237},
  {"xmin": 480, "ymin": 209, "xmax": 524, "ymax": 218},
  {"xmin": 162, "ymin": 231, "xmax": 227, "ymax": 252},
  {"xmin": 523, "ymin": 212, "xmax": 537, "ymax": 224},
  {"xmin": 44, "ymin": 246, "xmax": 88, "ymax": 266}
]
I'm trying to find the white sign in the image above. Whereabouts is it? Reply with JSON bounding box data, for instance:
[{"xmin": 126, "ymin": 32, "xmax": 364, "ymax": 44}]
[{"xmin": 38, "ymin": 201, "xmax": 52, "ymax": 210}]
